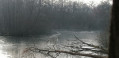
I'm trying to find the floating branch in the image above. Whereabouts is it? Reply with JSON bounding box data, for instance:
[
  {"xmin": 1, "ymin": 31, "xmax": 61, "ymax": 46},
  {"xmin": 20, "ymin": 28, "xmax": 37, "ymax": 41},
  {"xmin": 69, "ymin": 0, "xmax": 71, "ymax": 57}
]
[
  {"xmin": 23, "ymin": 47, "xmax": 107, "ymax": 58},
  {"xmin": 73, "ymin": 34, "xmax": 108, "ymax": 54}
]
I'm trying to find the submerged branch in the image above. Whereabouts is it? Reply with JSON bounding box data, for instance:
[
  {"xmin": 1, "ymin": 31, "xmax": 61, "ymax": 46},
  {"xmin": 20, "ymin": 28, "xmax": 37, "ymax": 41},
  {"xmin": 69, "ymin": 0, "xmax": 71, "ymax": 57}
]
[
  {"xmin": 73, "ymin": 34, "xmax": 108, "ymax": 53},
  {"xmin": 22, "ymin": 33, "xmax": 108, "ymax": 58},
  {"xmin": 24, "ymin": 47, "xmax": 107, "ymax": 58}
]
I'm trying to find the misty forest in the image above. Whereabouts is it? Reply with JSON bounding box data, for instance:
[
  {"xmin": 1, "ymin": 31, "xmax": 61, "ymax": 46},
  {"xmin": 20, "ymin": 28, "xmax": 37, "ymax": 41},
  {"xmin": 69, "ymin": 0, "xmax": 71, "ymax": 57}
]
[
  {"xmin": 0, "ymin": 0, "xmax": 112, "ymax": 58},
  {"xmin": 0, "ymin": 0, "xmax": 111, "ymax": 36}
]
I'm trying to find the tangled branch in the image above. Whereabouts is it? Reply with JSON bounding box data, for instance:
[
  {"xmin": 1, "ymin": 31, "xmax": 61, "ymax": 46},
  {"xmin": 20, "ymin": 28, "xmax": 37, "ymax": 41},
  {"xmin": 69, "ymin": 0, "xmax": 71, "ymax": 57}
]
[
  {"xmin": 22, "ymin": 34, "xmax": 108, "ymax": 58},
  {"xmin": 23, "ymin": 47, "xmax": 107, "ymax": 58}
]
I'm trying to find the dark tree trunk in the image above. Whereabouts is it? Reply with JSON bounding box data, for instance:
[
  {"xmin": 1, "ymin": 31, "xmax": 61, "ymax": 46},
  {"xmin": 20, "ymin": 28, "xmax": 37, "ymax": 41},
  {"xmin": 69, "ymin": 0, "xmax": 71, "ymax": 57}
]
[{"xmin": 109, "ymin": 0, "xmax": 119, "ymax": 58}]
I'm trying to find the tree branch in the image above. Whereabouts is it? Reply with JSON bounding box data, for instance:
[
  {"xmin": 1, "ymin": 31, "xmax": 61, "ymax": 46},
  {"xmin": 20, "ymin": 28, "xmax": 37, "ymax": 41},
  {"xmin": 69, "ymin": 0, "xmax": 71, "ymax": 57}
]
[
  {"xmin": 73, "ymin": 34, "xmax": 108, "ymax": 53},
  {"xmin": 24, "ymin": 47, "xmax": 107, "ymax": 58}
]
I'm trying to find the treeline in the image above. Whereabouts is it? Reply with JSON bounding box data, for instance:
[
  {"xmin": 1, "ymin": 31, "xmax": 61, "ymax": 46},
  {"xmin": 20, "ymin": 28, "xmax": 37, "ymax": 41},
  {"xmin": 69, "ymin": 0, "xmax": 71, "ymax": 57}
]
[{"xmin": 0, "ymin": 0, "xmax": 111, "ymax": 36}]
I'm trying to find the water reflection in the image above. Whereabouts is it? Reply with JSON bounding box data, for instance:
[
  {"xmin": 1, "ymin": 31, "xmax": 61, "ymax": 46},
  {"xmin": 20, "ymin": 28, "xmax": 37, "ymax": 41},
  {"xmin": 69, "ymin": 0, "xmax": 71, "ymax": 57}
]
[
  {"xmin": 0, "ymin": 39, "xmax": 11, "ymax": 58},
  {"xmin": 0, "ymin": 31, "xmax": 109, "ymax": 58}
]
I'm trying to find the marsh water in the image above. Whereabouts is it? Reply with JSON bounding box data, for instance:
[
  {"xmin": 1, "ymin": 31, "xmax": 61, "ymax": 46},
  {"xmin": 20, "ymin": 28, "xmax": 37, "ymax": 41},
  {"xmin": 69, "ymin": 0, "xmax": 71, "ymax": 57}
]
[{"xmin": 0, "ymin": 31, "xmax": 109, "ymax": 58}]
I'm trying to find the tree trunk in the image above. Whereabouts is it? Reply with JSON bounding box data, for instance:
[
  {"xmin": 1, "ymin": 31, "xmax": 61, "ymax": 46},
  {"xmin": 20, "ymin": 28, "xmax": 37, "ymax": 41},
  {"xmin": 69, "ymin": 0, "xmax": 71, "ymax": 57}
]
[{"xmin": 109, "ymin": 0, "xmax": 119, "ymax": 58}]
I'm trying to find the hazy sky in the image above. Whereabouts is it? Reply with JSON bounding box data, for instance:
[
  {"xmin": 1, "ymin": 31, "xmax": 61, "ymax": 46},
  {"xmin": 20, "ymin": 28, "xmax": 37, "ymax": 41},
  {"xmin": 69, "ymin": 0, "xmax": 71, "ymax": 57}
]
[{"xmin": 70, "ymin": 0, "xmax": 112, "ymax": 5}]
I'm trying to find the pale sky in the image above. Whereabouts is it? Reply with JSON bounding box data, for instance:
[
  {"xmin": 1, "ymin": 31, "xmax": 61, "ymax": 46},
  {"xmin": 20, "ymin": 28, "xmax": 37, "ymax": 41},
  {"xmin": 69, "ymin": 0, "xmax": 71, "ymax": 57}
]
[{"xmin": 70, "ymin": 0, "xmax": 112, "ymax": 6}]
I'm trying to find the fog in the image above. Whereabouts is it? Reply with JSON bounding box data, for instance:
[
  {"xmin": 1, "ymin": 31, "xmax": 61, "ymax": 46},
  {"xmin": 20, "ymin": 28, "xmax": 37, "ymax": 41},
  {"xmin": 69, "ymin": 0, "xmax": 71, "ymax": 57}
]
[
  {"xmin": 0, "ymin": 0, "xmax": 111, "ymax": 36},
  {"xmin": 0, "ymin": 0, "xmax": 112, "ymax": 58}
]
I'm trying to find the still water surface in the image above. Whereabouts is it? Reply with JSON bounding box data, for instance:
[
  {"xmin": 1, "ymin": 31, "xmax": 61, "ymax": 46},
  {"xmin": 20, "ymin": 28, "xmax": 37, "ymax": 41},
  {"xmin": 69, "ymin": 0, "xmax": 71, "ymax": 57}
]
[{"xmin": 0, "ymin": 31, "xmax": 108, "ymax": 58}]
